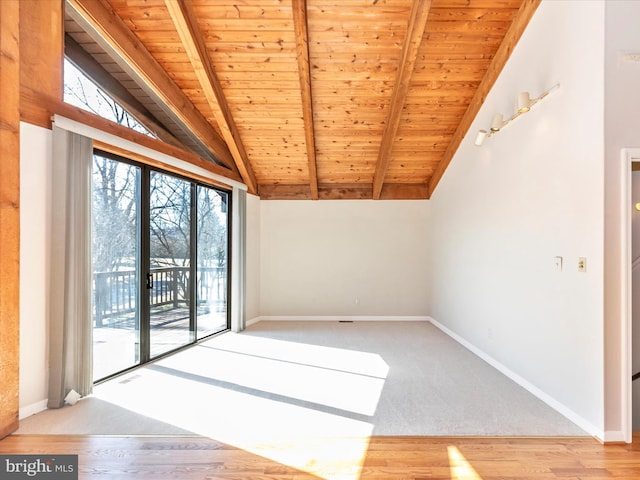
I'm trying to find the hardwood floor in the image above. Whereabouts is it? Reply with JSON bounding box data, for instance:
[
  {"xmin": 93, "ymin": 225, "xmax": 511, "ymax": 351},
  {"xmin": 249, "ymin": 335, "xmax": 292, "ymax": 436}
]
[{"xmin": 2, "ymin": 434, "xmax": 640, "ymax": 479}]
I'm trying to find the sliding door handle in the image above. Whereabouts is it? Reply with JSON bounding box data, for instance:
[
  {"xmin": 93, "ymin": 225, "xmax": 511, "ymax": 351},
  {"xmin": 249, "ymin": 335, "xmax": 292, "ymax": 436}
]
[{"xmin": 146, "ymin": 273, "xmax": 154, "ymax": 289}]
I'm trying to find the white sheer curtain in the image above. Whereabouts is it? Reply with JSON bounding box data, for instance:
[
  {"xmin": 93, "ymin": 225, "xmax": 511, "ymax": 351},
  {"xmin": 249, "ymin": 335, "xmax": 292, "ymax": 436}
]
[{"xmin": 48, "ymin": 126, "xmax": 93, "ymax": 408}]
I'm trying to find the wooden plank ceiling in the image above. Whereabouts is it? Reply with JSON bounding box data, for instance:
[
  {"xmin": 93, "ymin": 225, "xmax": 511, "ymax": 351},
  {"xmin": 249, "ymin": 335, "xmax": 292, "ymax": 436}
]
[{"xmin": 65, "ymin": 0, "xmax": 539, "ymax": 200}]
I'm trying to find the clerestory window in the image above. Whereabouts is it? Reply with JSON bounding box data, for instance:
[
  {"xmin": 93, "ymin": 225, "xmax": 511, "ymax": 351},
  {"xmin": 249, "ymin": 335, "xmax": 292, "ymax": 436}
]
[{"xmin": 64, "ymin": 58, "xmax": 153, "ymax": 137}]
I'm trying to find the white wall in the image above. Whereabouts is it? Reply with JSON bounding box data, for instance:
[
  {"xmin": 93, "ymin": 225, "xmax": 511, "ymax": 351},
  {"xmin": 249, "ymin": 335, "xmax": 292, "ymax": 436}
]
[
  {"xmin": 604, "ymin": 0, "xmax": 640, "ymax": 438},
  {"xmin": 258, "ymin": 200, "xmax": 430, "ymax": 319},
  {"xmin": 19, "ymin": 122, "xmax": 52, "ymax": 417},
  {"xmin": 427, "ymin": 1, "xmax": 605, "ymax": 437}
]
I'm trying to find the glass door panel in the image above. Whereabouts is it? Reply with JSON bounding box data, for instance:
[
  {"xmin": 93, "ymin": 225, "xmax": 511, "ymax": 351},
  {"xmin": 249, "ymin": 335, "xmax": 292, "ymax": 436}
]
[
  {"xmin": 148, "ymin": 171, "xmax": 193, "ymax": 358},
  {"xmin": 196, "ymin": 186, "xmax": 229, "ymax": 339},
  {"xmin": 91, "ymin": 154, "xmax": 141, "ymax": 381}
]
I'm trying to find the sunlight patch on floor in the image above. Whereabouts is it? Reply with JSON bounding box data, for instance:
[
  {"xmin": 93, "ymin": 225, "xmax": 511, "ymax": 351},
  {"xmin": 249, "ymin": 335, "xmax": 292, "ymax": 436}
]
[
  {"xmin": 152, "ymin": 332, "xmax": 389, "ymax": 416},
  {"xmin": 94, "ymin": 332, "xmax": 387, "ymax": 479},
  {"xmin": 208, "ymin": 332, "xmax": 390, "ymax": 378},
  {"xmin": 448, "ymin": 446, "xmax": 483, "ymax": 480}
]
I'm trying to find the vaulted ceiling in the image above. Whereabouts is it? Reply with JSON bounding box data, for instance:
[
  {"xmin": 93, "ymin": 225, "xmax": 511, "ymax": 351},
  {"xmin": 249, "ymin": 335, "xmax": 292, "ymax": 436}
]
[{"xmin": 64, "ymin": 0, "xmax": 539, "ymax": 199}]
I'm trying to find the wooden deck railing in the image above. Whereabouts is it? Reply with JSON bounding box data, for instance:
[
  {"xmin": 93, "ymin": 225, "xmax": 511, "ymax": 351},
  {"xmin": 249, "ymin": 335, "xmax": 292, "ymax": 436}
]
[{"xmin": 93, "ymin": 266, "xmax": 226, "ymax": 327}]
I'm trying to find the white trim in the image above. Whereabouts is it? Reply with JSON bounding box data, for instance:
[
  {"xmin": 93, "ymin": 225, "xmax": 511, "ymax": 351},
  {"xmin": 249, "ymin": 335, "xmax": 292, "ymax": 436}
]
[
  {"xmin": 603, "ymin": 430, "xmax": 627, "ymax": 444},
  {"xmin": 621, "ymin": 148, "xmax": 640, "ymax": 444},
  {"xmin": 428, "ymin": 317, "xmax": 603, "ymax": 440},
  {"xmin": 19, "ymin": 399, "xmax": 48, "ymax": 420},
  {"xmin": 246, "ymin": 317, "xmax": 262, "ymax": 327},
  {"xmin": 52, "ymin": 114, "xmax": 248, "ymax": 191},
  {"xmin": 248, "ymin": 315, "xmax": 430, "ymax": 324}
]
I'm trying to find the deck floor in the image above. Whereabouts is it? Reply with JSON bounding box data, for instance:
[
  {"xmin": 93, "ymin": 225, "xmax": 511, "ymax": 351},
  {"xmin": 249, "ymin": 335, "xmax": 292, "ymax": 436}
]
[{"xmin": 94, "ymin": 306, "xmax": 227, "ymax": 380}]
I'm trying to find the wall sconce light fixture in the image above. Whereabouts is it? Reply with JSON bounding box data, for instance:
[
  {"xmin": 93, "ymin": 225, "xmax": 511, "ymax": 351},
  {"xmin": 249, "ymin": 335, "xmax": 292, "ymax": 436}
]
[{"xmin": 474, "ymin": 84, "xmax": 559, "ymax": 146}]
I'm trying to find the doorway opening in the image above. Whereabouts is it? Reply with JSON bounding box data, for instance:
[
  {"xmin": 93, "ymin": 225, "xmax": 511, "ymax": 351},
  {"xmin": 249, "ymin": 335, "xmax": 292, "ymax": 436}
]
[
  {"xmin": 631, "ymin": 156, "xmax": 640, "ymax": 435},
  {"xmin": 621, "ymin": 148, "xmax": 640, "ymax": 443}
]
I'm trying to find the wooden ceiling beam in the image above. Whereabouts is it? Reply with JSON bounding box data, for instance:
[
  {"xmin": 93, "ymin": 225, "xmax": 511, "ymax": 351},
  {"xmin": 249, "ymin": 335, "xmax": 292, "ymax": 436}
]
[
  {"xmin": 426, "ymin": 0, "xmax": 541, "ymax": 198},
  {"xmin": 259, "ymin": 184, "xmax": 313, "ymax": 201},
  {"xmin": 371, "ymin": 0, "xmax": 432, "ymax": 200},
  {"xmin": 292, "ymin": 0, "xmax": 319, "ymax": 200},
  {"xmin": 26, "ymin": 90, "xmax": 244, "ymax": 184},
  {"xmin": 64, "ymin": 34, "xmax": 188, "ymax": 152},
  {"xmin": 259, "ymin": 183, "xmax": 429, "ymax": 201},
  {"xmin": 66, "ymin": 0, "xmax": 237, "ymax": 173},
  {"xmin": 164, "ymin": 0, "xmax": 258, "ymax": 195}
]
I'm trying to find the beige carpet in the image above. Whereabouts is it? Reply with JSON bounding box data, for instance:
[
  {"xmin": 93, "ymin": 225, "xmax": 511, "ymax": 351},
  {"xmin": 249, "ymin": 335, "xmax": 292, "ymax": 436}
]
[{"xmin": 17, "ymin": 321, "xmax": 588, "ymax": 438}]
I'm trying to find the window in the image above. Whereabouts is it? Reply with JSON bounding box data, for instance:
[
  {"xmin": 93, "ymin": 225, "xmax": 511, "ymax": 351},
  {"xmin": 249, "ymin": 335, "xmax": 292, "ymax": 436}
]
[{"xmin": 64, "ymin": 58, "xmax": 153, "ymax": 136}]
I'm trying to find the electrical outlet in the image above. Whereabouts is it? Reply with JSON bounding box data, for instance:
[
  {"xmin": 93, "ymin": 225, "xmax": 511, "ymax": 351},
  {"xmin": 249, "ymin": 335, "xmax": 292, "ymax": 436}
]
[{"xmin": 578, "ymin": 257, "xmax": 587, "ymax": 272}]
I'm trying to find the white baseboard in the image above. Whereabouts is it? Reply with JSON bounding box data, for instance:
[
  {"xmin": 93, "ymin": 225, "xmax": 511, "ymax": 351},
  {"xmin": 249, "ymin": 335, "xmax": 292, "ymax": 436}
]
[
  {"xmin": 247, "ymin": 315, "xmax": 430, "ymax": 325},
  {"xmin": 246, "ymin": 316, "xmax": 262, "ymax": 327},
  {"xmin": 19, "ymin": 399, "xmax": 48, "ymax": 420},
  {"xmin": 428, "ymin": 317, "xmax": 604, "ymax": 440},
  {"xmin": 602, "ymin": 430, "xmax": 627, "ymax": 444}
]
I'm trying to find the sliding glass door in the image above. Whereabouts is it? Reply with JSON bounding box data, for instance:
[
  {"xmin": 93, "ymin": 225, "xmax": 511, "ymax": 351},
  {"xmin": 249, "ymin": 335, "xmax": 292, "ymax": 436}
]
[
  {"xmin": 92, "ymin": 152, "xmax": 230, "ymax": 381},
  {"xmin": 148, "ymin": 172, "xmax": 193, "ymax": 358}
]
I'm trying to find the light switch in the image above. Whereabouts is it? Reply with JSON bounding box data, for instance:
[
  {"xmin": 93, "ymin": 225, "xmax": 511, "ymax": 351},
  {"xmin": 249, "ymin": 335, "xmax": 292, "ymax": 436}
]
[{"xmin": 554, "ymin": 256, "xmax": 563, "ymax": 272}]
